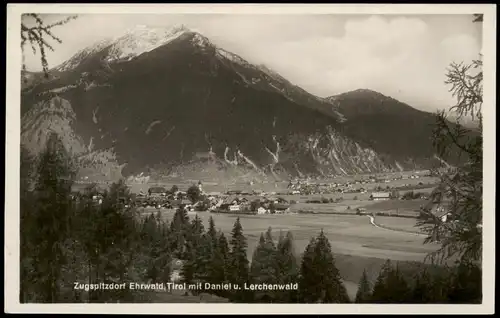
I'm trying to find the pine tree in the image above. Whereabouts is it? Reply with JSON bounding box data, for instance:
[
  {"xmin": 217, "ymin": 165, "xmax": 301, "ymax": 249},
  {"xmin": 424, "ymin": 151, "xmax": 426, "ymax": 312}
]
[
  {"xmin": 193, "ymin": 233, "xmax": 213, "ymax": 288},
  {"xmin": 299, "ymin": 231, "xmax": 349, "ymax": 303},
  {"xmin": 97, "ymin": 180, "xmax": 141, "ymax": 302},
  {"xmin": 250, "ymin": 227, "xmax": 279, "ymax": 302},
  {"xmin": 20, "ymin": 146, "xmax": 35, "ymax": 302},
  {"xmin": 156, "ymin": 218, "xmax": 172, "ymax": 284},
  {"xmin": 275, "ymin": 231, "xmax": 299, "ymax": 303},
  {"xmin": 371, "ymin": 260, "xmax": 393, "ymax": 303},
  {"xmin": 428, "ymin": 267, "xmax": 452, "ymax": 303},
  {"xmin": 72, "ymin": 185, "xmax": 104, "ymax": 302},
  {"xmin": 207, "ymin": 216, "xmax": 217, "ymax": 244},
  {"xmin": 388, "ymin": 266, "xmax": 412, "ymax": 303},
  {"xmin": 29, "ymin": 133, "xmax": 75, "ymax": 302},
  {"xmin": 190, "ymin": 214, "xmax": 205, "ymax": 244},
  {"xmin": 447, "ymin": 262, "xmax": 482, "ymax": 304},
  {"xmin": 298, "ymin": 237, "xmax": 319, "ymax": 303},
  {"xmin": 181, "ymin": 215, "xmax": 205, "ymax": 288},
  {"xmin": 169, "ymin": 207, "xmax": 190, "ymax": 258},
  {"xmin": 227, "ymin": 217, "xmax": 250, "ymax": 302},
  {"xmin": 139, "ymin": 213, "xmax": 169, "ymax": 283},
  {"xmin": 208, "ymin": 230, "xmax": 230, "ymax": 297},
  {"xmin": 410, "ymin": 270, "xmax": 427, "ymax": 303},
  {"xmin": 355, "ymin": 269, "xmax": 372, "ymax": 303},
  {"xmin": 315, "ymin": 230, "xmax": 350, "ymax": 303},
  {"xmin": 410, "ymin": 268, "xmax": 448, "ymax": 304},
  {"xmin": 371, "ymin": 260, "xmax": 411, "ymax": 303},
  {"xmin": 181, "ymin": 241, "xmax": 196, "ymax": 287}
]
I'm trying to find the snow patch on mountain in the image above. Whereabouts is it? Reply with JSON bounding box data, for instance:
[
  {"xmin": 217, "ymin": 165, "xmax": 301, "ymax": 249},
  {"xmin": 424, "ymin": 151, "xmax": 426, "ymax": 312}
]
[
  {"xmin": 53, "ymin": 25, "xmax": 192, "ymax": 72},
  {"xmin": 106, "ymin": 25, "xmax": 190, "ymax": 62},
  {"xmin": 54, "ymin": 38, "xmax": 113, "ymax": 72},
  {"xmin": 216, "ymin": 48, "xmax": 251, "ymax": 67},
  {"xmin": 191, "ymin": 33, "xmax": 211, "ymax": 47}
]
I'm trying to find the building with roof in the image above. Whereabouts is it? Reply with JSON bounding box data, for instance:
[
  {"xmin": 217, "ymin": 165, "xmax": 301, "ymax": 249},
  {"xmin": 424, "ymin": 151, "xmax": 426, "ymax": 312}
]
[
  {"xmin": 370, "ymin": 192, "xmax": 391, "ymax": 201},
  {"xmin": 148, "ymin": 186, "xmax": 168, "ymax": 197}
]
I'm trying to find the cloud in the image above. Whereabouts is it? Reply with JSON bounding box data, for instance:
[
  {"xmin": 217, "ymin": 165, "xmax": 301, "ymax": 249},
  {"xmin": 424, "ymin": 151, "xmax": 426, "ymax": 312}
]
[{"xmin": 22, "ymin": 14, "xmax": 481, "ymax": 112}]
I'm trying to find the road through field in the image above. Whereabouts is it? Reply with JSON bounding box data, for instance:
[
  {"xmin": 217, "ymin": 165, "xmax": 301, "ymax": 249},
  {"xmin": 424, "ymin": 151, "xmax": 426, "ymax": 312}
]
[
  {"xmin": 140, "ymin": 208, "xmax": 437, "ymax": 262},
  {"xmin": 367, "ymin": 215, "xmax": 427, "ymax": 237},
  {"xmin": 140, "ymin": 208, "xmax": 439, "ymax": 300}
]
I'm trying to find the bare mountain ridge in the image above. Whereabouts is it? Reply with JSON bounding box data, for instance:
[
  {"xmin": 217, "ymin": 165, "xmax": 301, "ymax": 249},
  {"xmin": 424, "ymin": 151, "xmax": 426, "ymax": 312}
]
[{"xmin": 21, "ymin": 25, "xmax": 452, "ymax": 179}]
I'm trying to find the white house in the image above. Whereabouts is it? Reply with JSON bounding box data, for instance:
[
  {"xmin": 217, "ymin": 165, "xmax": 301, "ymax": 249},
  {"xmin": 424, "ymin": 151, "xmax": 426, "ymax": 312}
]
[
  {"xmin": 370, "ymin": 192, "xmax": 391, "ymax": 201},
  {"xmin": 257, "ymin": 207, "xmax": 267, "ymax": 214},
  {"xmin": 229, "ymin": 204, "xmax": 241, "ymax": 212}
]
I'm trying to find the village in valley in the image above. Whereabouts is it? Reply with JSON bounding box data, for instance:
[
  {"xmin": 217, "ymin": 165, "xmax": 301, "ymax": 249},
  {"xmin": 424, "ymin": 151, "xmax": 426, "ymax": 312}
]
[{"xmin": 74, "ymin": 169, "xmax": 445, "ymax": 221}]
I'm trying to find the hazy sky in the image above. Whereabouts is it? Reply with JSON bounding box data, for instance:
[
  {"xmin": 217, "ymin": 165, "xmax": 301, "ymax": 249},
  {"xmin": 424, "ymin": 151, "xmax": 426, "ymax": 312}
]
[{"xmin": 22, "ymin": 13, "xmax": 482, "ymax": 112}]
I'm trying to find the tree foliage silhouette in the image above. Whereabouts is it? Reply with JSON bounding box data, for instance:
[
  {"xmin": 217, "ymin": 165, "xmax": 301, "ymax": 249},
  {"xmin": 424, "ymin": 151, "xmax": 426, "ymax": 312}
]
[
  {"xmin": 417, "ymin": 15, "xmax": 483, "ymax": 265},
  {"xmin": 21, "ymin": 14, "xmax": 78, "ymax": 78}
]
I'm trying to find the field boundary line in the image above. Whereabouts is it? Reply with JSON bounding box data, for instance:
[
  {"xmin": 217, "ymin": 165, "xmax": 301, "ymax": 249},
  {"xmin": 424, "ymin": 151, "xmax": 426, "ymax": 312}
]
[{"xmin": 367, "ymin": 215, "xmax": 427, "ymax": 237}]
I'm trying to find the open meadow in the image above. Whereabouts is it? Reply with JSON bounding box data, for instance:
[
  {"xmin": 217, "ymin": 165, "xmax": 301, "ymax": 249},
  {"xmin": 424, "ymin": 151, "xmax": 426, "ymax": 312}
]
[
  {"xmin": 139, "ymin": 207, "xmax": 439, "ymax": 297},
  {"xmin": 373, "ymin": 216, "xmax": 424, "ymax": 233}
]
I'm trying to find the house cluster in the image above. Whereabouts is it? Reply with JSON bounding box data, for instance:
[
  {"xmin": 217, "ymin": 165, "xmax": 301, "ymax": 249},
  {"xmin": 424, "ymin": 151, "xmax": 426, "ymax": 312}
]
[
  {"xmin": 287, "ymin": 180, "xmax": 373, "ymax": 195},
  {"xmin": 134, "ymin": 186, "xmax": 194, "ymax": 210},
  {"xmin": 210, "ymin": 195, "xmax": 292, "ymax": 215},
  {"xmin": 286, "ymin": 174, "xmax": 436, "ymax": 196}
]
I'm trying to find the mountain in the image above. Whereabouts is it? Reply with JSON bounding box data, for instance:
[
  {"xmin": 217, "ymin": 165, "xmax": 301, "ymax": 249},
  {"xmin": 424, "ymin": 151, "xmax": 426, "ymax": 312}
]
[
  {"xmin": 326, "ymin": 89, "xmax": 474, "ymax": 169},
  {"xmin": 20, "ymin": 25, "xmax": 448, "ymax": 180},
  {"xmin": 326, "ymin": 89, "xmax": 440, "ymax": 168}
]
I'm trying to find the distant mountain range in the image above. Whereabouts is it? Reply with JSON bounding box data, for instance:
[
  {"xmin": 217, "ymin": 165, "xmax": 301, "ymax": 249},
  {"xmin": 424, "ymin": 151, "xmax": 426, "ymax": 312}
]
[{"xmin": 20, "ymin": 25, "xmax": 470, "ymax": 181}]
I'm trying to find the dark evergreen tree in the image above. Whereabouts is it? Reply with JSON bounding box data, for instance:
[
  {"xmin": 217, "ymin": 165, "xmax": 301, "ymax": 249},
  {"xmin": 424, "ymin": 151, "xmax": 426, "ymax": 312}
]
[
  {"xmin": 355, "ymin": 269, "xmax": 372, "ymax": 303},
  {"xmin": 227, "ymin": 217, "xmax": 250, "ymax": 302},
  {"xmin": 250, "ymin": 228, "xmax": 279, "ymax": 302},
  {"xmin": 409, "ymin": 268, "xmax": 451, "ymax": 304},
  {"xmin": 370, "ymin": 260, "xmax": 393, "ymax": 303},
  {"xmin": 447, "ymin": 262, "xmax": 482, "ymax": 304},
  {"xmin": 298, "ymin": 237, "xmax": 318, "ymax": 303},
  {"xmin": 96, "ymin": 180, "xmax": 141, "ymax": 302},
  {"xmin": 299, "ymin": 231, "xmax": 349, "ymax": 303},
  {"xmin": 20, "ymin": 146, "xmax": 35, "ymax": 302},
  {"xmin": 371, "ymin": 261, "xmax": 411, "ymax": 303},
  {"xmin": 208, "ymin": 230, "xmax": 230, "ymax": 297},
  {"xmin": 410, "ymin": 269, "xmax": 430, "ymax": 303},
  {"xmin": 181, "ymin": 214, "xmax": 205, "ymax": 288},
  {"xmin": 192, "ymin": 233, "xmax": 213, "ymax": 289},
  {"xmin": 190, "ymin": 214, "xmax": 205, "ymax": 244},
  {"xmin": 207, "ymin": 216, "xmax": 217, "ymax": 244},
  {"xmin": 169, "ymin": 207, "xmax": 190, "ymax": 258},
  {"xmin": 180, "ymin": 240, "xmax": 196, "ymax": 287},
  {"xmin": 315, "ymin": 230, "xmax": 350, "ymax": 303},
  {"xmin": 389, "ymin": 266, "xmax": 412, "ymax": 303},
  {"xmin": 275, "ymin": 231, "xmax": 299, "ymax": 303},
  {"xmin": 29, "ymin": 133, "xmax": 75, "ymax": 302}
]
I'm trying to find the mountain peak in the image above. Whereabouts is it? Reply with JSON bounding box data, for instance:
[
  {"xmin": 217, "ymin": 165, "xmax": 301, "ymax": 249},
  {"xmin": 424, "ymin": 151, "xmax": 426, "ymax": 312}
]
[
  {"xmin": 344, "ymin": 88, "xmax": 388, "ymax": 98},
  {"xmin": 118, "ymin": 24, "xmax": 190, "ymax": 40},
  {"xmin": 54, "ymin": 24, "xmax": 199, "ymax": 72},
  {"xmin": 106, "ymin": 24, "xmax": 194, "ymax": 62}
]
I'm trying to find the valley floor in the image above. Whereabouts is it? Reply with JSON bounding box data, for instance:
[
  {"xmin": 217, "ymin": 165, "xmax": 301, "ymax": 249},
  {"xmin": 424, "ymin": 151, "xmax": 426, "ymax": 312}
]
[{"xmin": 138, "ymin": 207, "xmax": 439, "ymax": 302}]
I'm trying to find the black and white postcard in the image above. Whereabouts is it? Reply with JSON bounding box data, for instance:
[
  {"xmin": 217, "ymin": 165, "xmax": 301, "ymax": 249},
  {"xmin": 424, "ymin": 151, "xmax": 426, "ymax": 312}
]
[{"xmin": 5, "ymin": 3, "xmax": 496, "ymax": 315}]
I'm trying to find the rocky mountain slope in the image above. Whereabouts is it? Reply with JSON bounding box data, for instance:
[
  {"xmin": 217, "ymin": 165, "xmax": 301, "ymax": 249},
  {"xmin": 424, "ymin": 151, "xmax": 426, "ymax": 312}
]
[{"xmin": 20, "ymin": 25, "xmax": 453, "ymax": 180}]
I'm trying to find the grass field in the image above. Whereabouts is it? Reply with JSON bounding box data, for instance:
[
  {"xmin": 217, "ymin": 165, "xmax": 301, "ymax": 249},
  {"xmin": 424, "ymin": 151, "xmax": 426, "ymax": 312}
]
[
  {"xmin": 140, "ymin": 209, "xmax": 437, "ymax": 262},
  {"xmin": 363, "ymin": 199, "xmax": 428, "ymax": 218},
  {"xmin": 373, "ymin": 216, "xmax": 424, "ymax": 233},
  {"xmin": 139, "ymin": 207, "xmax": 438, "ymax": 300}
]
